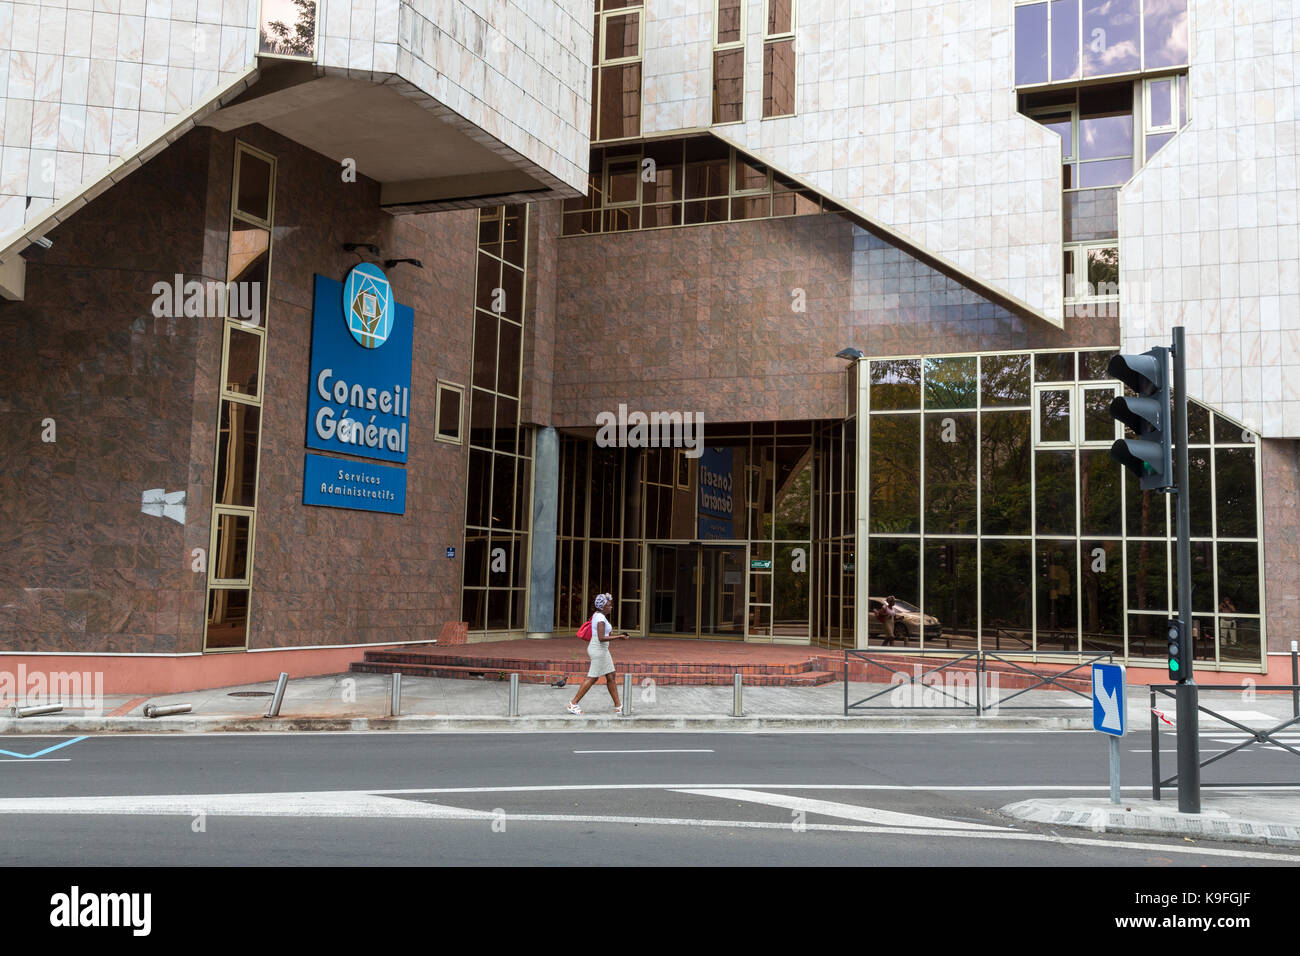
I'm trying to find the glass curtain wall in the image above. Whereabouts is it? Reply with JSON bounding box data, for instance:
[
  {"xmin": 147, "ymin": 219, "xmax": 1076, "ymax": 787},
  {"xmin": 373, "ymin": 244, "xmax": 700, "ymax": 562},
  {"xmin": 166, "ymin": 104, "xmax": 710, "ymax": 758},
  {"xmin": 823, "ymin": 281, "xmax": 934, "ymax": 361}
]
[
  {"xmin": 865, "ymin": 348, "xmax": 1265, "ymax": 670},
  {"xmin": 461, "ymin": 205, "xmax": 534, "ymax": 635},
  {"xmin": 556, "ymin": 423, "xmax": 827, "ymax": 643}
]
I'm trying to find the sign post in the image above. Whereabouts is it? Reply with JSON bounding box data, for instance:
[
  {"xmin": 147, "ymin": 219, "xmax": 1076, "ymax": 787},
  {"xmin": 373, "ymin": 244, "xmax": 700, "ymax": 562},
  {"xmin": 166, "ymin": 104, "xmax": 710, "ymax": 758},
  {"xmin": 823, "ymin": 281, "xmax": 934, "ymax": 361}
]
[{"xmin": 1092, "ymin": 662, "xmax": 1127, "ymax": 805}]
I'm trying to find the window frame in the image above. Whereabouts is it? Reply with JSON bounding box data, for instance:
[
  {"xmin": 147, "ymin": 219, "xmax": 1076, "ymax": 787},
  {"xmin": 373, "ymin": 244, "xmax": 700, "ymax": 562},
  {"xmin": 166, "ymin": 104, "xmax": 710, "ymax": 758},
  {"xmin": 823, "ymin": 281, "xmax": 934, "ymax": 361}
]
[
  {"xmin": 712, "ymin": 0, "xmax": 747, "ymax": 126},
  {"xmin": 1014, "ymin": 0, "xmax": 1191, "ymax": 89},
  {"xmin": 592, "ymin": 2, "xmax": 645, "ymax": 144},
  {"xmin": 1064, "ymin": 240, "xmax": 1120, "ymax": 303},
  {"xmin": 762, "ymin": 0, "xmax": 797, "ymax": 119},
  {"xmin": 435, "ymin": 380, "xmax": 466, "ymax": 446}
]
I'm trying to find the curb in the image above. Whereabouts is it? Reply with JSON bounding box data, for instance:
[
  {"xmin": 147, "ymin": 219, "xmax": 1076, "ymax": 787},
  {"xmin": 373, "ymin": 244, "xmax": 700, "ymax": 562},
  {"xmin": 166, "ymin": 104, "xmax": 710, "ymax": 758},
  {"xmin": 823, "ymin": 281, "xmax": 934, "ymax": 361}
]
[
  {"xmin": 0, "ymin": 714, "xmax": 1094, "ymax": 734},
  {"xmin": 1000, "ymin": 798, "xmax": 1300, "ymax": 848}
]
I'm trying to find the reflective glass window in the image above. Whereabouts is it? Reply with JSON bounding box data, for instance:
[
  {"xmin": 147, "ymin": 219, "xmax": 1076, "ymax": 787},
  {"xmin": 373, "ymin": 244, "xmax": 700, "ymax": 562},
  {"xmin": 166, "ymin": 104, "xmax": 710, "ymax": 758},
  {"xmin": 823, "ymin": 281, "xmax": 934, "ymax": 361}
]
[
  {"xmin": 1079, "ymin": 449, "xmax": 1122, "ymax": 536},
  {"xmin": 1037, "ymin": 541, "xmax": 1078, "ymax": 649},
  {"xmin": 205, "ymin": 588, "xmax": 249, "ymax": 650},
  {"xmin": 1082, "ymin": 0, "xmax": 1140, "ymax": 77},
  {"xmin": 924, "ymin": 539, "xmax": 977, "ymax": 647},
  {"xmin": 1127, "ymin": 539, "xmax": 1168, "ymax": 611},
  {"xmin": 1036, "ymin": 449, "xmax": 1077, "ymax": 535},
  {"xmin": 981, "ymin": 540, "xmax": 1033, "ymax": 646},
  {"xmin": 923, "ymin": 356, "xmax": 978, "ymax": 409},
  {"xmin": 1015, "ymin": 2, "xmax": 1049, "ymax": 86},
  {"xmin": 1081, "ymin": 540, "xmax": 1124, "ymax": 654},
  {"xmin": 1143, "ymin": 0, "xmax": 1189, "ymax": 69},
  {"xmin": 924, "ymin": 412, "xmax": 977, "ymax": 535},
  {"xmin": 981, "ymin": 354, "xmax": 1031, "ymax": 407},
  {"xmin": 981, "ymin": 411, "xmax": 1032, "ymax": 535},
  {"xmin": 1215, "ymin": 448, "xmax": 1257, "ymax": 538},
  {"xmin": 214, "ymin": 401, "xmax": 260, "ymax": 507},
  {"xmin": 869, "ymin": 415, "xmax": 920, "ymax": 534},
  {"xmin": 1050, "ymin": 0, "xmax": 1080, "ymax": 81},
  {"xmin": 870, "ymin": 359, "xmax": 922, "ymax": 410}
]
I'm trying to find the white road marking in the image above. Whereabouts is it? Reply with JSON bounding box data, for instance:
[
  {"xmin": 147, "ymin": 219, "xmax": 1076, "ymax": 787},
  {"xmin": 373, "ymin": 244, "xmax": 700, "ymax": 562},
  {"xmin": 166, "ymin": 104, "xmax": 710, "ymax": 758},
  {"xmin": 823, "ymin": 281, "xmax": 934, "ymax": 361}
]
[
  {"xmin": 0, "ymin": 758, "xmax": 71, "ymax": 763},
  {"xmin": 0, "ymin": 790, "xmax": 1292, "ymax": 861},
  {"xmin": 573, "ymin": 749, "xmax": 715, "ymax": 754},
  {"xmin": 673, "ymin": 788, "xmax": 1008, "ymax": 831}
]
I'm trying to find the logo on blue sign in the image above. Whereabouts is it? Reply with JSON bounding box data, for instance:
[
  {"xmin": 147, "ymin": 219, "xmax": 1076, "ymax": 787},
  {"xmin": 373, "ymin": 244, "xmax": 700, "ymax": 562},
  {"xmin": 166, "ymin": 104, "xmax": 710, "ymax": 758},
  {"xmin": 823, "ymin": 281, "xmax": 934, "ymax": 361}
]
[
  {"xmin": 343, "ymin": 263, "xmax": 395, "ymax": 349},
  {"xmin": 306, "ymin": 270, "xmax": 414, "ymax": 465}
]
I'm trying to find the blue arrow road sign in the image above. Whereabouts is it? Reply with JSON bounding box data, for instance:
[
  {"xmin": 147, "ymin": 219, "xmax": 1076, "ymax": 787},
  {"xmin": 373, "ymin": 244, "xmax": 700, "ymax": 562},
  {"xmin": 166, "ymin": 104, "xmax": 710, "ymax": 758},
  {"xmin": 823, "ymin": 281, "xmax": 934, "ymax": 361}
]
[{"xmin": 1092, "ymin": 662, "xmax": 1127, "ymax": 737}]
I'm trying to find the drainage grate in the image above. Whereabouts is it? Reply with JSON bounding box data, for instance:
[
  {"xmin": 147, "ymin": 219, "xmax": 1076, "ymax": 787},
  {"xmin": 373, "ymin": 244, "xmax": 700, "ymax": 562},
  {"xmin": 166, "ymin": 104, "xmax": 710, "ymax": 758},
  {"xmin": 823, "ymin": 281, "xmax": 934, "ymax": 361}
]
[{"xmin": 228, "ymin": 691, "xmax": 274, "ymax": 698}]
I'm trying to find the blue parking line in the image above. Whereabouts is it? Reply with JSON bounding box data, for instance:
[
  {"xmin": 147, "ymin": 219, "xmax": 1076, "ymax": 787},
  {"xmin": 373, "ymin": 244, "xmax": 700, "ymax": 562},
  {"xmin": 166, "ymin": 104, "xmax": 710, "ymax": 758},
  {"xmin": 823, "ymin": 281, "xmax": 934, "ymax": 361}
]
[{"xmin": 0, "ymin": 736, "xmax": 88, "ymax": 759}]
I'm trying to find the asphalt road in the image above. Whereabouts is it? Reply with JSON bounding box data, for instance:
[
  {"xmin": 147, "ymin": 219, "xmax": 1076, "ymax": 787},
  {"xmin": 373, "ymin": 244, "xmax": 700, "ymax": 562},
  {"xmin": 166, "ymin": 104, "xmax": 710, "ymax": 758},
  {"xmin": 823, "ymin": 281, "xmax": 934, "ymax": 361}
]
[{"xmin": 2, "ymin": 730, "xmax": 1298, "ymax": 867}]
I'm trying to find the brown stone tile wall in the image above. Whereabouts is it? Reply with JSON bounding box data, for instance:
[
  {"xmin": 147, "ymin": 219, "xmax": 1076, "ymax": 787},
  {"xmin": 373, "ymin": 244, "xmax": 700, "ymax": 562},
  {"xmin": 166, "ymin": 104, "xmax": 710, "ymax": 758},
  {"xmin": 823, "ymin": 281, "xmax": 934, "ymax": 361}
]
[
  {"xmin": 0, "ymin": 123, "xmax": 478, "ymax": 654},
  {"xmin": 521, "ymin": 200, "xmax": 559, "ymax": 426},
  {"xmin": 1261, "ymin": 438, "xmax": 1300, "ymax": 653},
  {"xmin": 548, "ymin": 210, "xmax": 1119, "ymax": 428},
  {"xmin": 210, "ymin": 125, "xmax": 476, "ymax": 650},
  {"xmin": 0, "ymin": 131, "xmax": 215, "ymax": 653}
]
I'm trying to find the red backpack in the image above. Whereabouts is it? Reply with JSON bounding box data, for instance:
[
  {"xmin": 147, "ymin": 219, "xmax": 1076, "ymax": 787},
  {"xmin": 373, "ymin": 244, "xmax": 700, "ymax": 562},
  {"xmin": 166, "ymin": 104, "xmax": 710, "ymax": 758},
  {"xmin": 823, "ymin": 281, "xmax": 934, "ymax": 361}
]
[{"xmin": 577, "ymin": 619, "xmax": 593, "ymax": 641}]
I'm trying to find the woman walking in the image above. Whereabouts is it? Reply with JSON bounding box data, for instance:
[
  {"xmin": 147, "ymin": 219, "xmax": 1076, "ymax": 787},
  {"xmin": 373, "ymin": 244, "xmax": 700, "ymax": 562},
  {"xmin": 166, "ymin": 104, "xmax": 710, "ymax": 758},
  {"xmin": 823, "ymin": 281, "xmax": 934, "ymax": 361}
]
[{"xmin": 568, "ymin": 592, "xmax": 628, "ymax": 715}]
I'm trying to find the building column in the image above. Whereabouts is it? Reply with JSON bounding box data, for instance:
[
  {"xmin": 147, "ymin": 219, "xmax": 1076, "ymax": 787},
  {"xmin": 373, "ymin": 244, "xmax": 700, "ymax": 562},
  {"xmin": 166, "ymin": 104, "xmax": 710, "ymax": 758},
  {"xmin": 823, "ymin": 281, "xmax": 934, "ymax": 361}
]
[
  {"xmin": 526, "ymin": 426, "xmax": 559, "ymax": 638},
  {"xmin": 854, "ymin": 358, "xmax": 870, "ymax": 650}
]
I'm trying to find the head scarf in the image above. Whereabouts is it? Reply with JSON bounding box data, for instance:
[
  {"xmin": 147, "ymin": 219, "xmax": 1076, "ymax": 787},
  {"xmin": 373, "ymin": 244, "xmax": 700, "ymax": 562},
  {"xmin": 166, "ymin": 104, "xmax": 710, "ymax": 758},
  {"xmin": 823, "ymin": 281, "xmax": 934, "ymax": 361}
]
[{"xmin": 594, "ymin": 592, "xmax": 613, "ymax": 612}]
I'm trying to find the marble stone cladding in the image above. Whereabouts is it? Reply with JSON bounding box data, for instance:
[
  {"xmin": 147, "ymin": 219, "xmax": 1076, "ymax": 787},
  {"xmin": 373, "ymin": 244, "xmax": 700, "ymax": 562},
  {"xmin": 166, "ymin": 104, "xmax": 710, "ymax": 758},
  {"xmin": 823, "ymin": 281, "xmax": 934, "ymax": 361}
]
[
  {"xmin": 1120, "ymin": 2, "xmax": 1300, "ymax": 438},
  {"xmin": 639, "ymin": 0, "xmax": 1066, "ymax": 324},
  {"xmin": 316, "ymin": 0, "xmax": 593, "ymax": 195}
]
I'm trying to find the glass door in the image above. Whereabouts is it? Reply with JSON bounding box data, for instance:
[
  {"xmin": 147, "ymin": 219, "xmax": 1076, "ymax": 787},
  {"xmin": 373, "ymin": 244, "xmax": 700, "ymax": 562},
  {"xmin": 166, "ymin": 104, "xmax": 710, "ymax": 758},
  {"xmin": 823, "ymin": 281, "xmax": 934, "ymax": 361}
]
[{"xmin": 648, "ymin": 542, "xmax": 747, "ymax": 639}]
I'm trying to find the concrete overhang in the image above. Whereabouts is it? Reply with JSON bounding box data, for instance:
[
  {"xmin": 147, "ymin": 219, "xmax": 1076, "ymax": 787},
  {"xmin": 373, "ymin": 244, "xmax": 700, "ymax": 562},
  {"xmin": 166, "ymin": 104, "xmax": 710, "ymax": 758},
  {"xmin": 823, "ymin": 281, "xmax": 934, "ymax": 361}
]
[{"xmin": 202, "ymin": 61, "xmax": 576, "ymax": 213}]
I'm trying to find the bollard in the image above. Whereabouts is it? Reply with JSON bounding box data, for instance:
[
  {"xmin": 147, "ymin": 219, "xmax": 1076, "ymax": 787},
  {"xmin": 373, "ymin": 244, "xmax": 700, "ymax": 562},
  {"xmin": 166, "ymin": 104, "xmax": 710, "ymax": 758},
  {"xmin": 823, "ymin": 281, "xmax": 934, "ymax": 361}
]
[
  {"xmin": 390, "ymin": 672, "xmax": 402, "ymax": 717},
  {"xmin": 144, "ymin": 703, "xmax": 191, "ymax": 718},
  {"xmin": 622, "ymin": 672, "xmax": 632, "ymax": 717},
  {"xmin": 732, "ymin": 672, "xmax": 743, "ymax": 717},
  {"xmin": 1292, "ymin": 642, "xmax": 1298, "ymax": 718},
  {"xmin": 15, "ymin": 704, "xmax": 63, "ymax": 718},
  {"xmin": 509, "ymin": 673, "xmax": 519, "ymax": 717},
  {"xmin": 264, "ymin": 672, "xmax": 289, "ymax": 718}
]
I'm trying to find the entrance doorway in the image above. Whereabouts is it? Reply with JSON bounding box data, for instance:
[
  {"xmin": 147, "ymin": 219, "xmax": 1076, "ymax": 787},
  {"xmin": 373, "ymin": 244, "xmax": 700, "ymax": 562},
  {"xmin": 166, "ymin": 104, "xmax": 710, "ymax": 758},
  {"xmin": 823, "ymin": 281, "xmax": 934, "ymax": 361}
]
[{"xmin": 648, "ymin": 543, "xmax": 747, "ymax": 639}]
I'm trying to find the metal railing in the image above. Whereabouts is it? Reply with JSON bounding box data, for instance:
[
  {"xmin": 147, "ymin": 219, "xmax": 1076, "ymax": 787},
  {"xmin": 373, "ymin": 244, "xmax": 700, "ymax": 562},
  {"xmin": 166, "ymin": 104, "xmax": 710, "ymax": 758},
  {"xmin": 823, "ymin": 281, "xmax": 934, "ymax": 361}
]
[
  {"xmin": 843, "ymin": 649, "xmax": 1112, "ymax": 716},
  {"xmin": 844, "ymin": 648, "xmax": 983, "ymax": 715},
  {"xmin": 982, "ymin": 650, "xmax": 1114, "ymax": 711},
  {"xmin": 1149, "ymin": 680, "xmax": 1300, "ymax": 798}
]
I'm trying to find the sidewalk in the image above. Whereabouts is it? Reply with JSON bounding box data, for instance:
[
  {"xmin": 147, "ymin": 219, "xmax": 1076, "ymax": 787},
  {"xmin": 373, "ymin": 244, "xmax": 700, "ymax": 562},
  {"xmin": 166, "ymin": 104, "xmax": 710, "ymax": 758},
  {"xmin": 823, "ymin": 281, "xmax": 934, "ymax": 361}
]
[
  {"xmin": 1002, "ymin": 793, "xmax": 1300, "ymax": 848},
  {"xmin": 4, "ymin": 670, "xmax": 1299, "ymax": 734}
]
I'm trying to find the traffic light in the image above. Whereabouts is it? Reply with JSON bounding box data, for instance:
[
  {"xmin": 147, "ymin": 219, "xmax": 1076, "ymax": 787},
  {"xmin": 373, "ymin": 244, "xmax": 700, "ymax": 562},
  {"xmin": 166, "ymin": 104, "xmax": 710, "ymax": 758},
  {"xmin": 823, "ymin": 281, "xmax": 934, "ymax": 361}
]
[
  {"xmin": 1166, "ymin": 618, "xmax": 1191, "ymax": 682},
  {"xmin": 1108, "ymin": 348, "xmax": 1172, "ymax": 491}
]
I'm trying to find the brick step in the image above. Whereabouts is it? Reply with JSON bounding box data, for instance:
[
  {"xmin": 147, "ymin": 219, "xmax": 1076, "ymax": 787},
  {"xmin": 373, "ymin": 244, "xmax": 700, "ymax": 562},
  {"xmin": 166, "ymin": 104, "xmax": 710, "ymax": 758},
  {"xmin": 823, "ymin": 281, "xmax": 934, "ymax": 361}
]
[
  {"xmin": 358, "ymin": 651, "xmax": 824, "ymax": 676},
  {"xmin": 350, "ymin": 661, "xmax": 838, "ymax": 687}
]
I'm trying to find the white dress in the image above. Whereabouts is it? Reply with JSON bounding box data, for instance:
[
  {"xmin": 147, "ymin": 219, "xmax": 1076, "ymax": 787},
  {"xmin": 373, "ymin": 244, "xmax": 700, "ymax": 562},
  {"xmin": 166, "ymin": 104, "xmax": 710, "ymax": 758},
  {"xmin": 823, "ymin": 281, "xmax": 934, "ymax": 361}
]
[{"xmin": 587, "ymin": 611, "xmax": 616, "ymax": 678}]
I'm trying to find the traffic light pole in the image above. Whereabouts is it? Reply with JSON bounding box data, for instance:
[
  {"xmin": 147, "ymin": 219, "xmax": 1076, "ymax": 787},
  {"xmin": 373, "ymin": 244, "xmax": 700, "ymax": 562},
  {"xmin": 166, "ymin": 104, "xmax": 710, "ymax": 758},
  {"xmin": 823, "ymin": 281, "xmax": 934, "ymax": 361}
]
[{"xmin": 1172, "ymin": 326, "xmax": 1200, "ymax": 813}]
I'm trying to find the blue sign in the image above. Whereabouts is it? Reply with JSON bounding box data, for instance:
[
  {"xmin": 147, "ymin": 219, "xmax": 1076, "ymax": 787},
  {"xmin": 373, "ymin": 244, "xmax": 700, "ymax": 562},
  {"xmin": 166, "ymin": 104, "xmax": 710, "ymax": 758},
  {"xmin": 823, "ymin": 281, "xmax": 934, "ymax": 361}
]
[
  {"xmin": 305, "ymin": 269, "xmax": 414, "ymax": 464},
  {"xmin": 446, "ymin": 547, "xmax": 456, "ymax": 559},
  {"xmin": 1092, "ymin": 662, "xmax": 1127, "ymax": 736},
  {"xmin": 697, "ymin": 447, "xmax": 735, "ymax": 540},
  {"xmin": 303, "ymin": 454, "xmax": 406, "ymax": 514}
]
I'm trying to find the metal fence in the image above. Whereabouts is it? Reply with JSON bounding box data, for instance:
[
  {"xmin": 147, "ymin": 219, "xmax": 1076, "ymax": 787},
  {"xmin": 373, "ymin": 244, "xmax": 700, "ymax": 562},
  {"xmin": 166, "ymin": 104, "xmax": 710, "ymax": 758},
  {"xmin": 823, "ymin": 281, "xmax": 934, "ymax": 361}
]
[
  {"xmin": 843, "ymin": 649, "xmax": 1112, "ymax": 717},
  {"xmin": 1149, "ymin": 681, "xmax": 1300, "ymax": 798}
]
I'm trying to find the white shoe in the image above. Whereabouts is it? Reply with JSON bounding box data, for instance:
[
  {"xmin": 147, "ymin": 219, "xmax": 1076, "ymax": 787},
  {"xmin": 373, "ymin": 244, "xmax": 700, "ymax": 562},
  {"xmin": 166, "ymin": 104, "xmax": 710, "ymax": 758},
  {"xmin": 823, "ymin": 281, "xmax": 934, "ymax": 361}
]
[
  {"xmin": 566, "ymin": 702, "xmax": 583, "ymax": 715},
  {"xmin": 614, "ymin": 705, "xmax": 624, "ymax": 716}
]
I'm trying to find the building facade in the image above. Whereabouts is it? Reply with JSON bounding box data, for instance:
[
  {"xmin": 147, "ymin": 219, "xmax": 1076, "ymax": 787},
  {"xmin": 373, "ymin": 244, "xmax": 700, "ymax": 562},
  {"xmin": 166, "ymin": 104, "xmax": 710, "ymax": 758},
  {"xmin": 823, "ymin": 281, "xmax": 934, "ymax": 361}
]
[{"xmin": 2, "ymin": 0, "xmax": 1296, "ymax": 691}]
